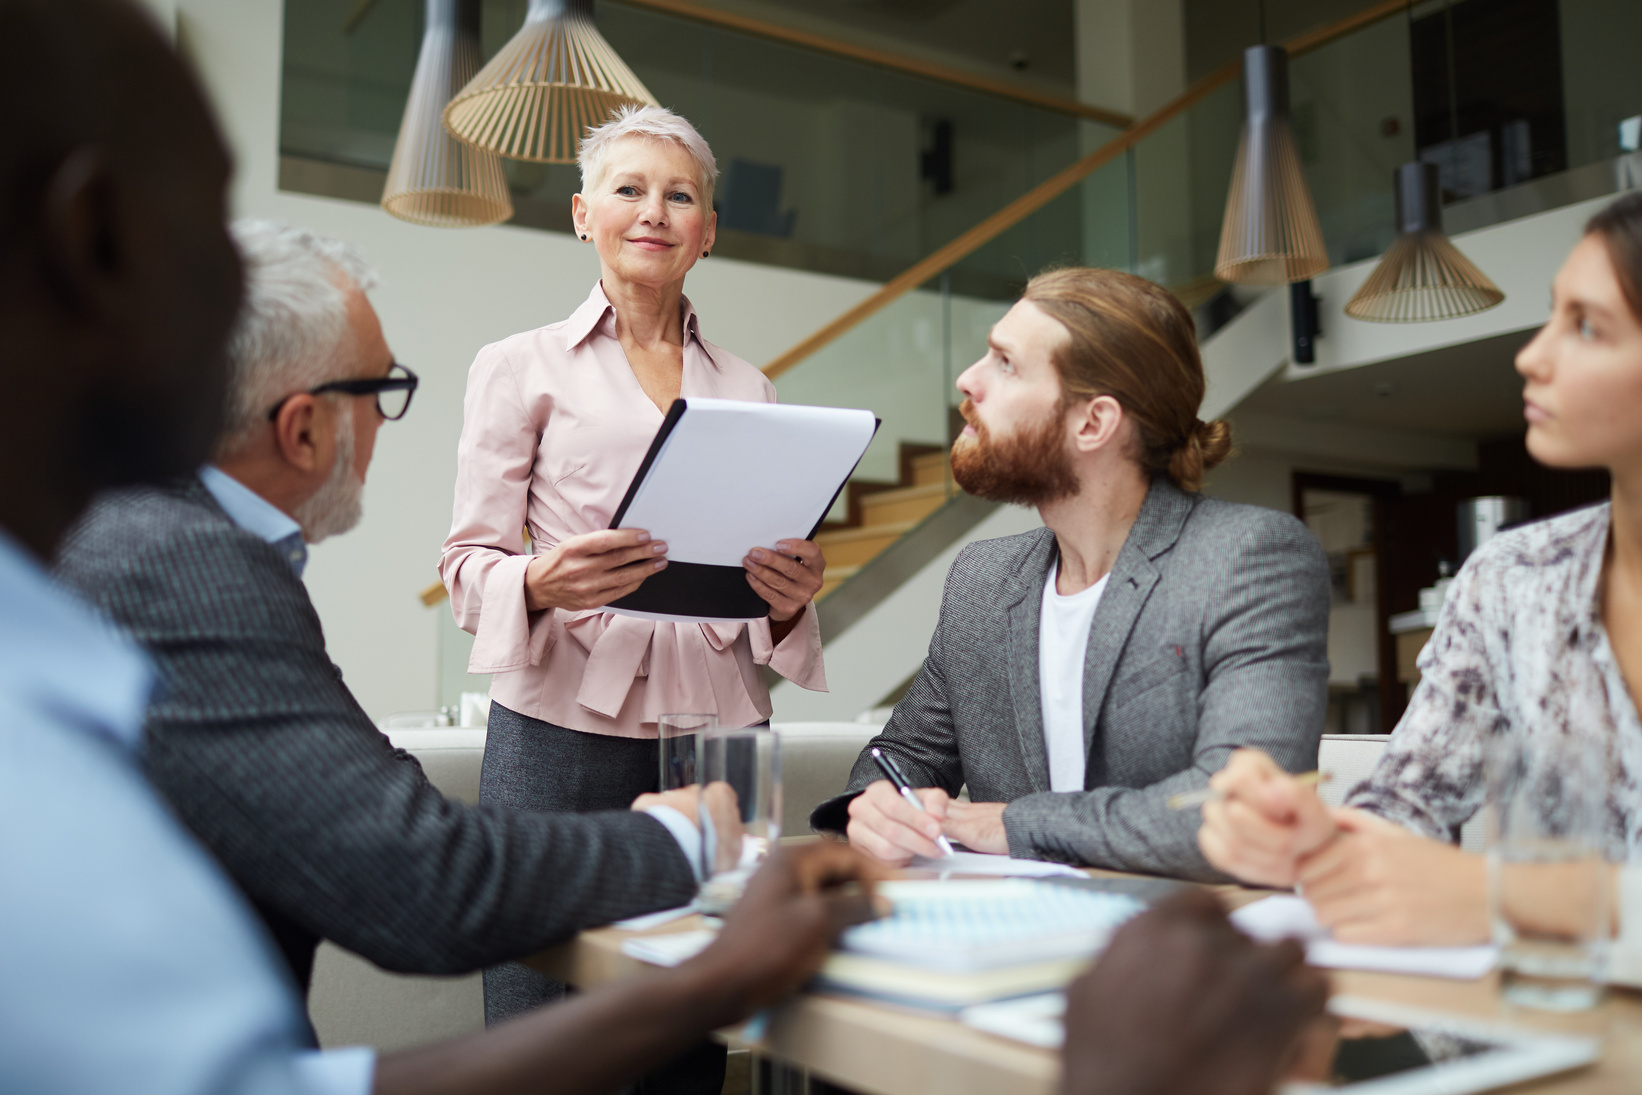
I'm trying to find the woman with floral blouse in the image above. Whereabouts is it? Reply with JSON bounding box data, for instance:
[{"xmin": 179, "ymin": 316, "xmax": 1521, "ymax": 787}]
[{"xmin": 1197, "ymin": 191, "xmax": 1642, "ymax": 955}]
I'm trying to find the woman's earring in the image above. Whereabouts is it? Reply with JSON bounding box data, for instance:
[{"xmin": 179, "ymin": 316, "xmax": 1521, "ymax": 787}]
[
  {"xmin": 580, "ymin": 234, "xmax": 588, "ymax": 241},
  {"xmin": 702, "ymin": 250, "xmax": 710, "ymax": 258}
]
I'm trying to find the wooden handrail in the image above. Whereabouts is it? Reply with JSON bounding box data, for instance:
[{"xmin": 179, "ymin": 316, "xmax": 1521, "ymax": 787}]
[
  {"xmin": 761, "ymin": 0, "xmax": 1411, "ymax": 380},
  {"xmin": 612, "ymin": 0, "xmax": 1133, "ymax": 130}
]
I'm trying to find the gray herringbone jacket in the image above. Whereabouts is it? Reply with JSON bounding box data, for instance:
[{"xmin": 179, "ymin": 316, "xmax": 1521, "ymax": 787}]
[
  {"xmin": 56, "ymin": 480, "xmax": 695, "ymax": 992},
  {"xmin": 811, "ymin": 479, "xmax": 1329, "ymax": 881}
]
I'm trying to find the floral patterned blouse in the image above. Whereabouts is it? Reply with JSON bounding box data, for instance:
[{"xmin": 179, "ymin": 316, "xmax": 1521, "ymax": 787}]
[{"xmin": 1346, "ymin": 501, "xmax": 1642, "ymax": 863}]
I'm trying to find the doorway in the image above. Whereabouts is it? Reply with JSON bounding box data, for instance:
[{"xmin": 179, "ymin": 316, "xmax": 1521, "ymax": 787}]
[{"xmin": 1293, "ymin": 473, "xmax": 1401, "ymax": 735}]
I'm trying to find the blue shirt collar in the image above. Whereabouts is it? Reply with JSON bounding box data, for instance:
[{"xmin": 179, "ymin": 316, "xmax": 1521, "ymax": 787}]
[
  {"xmin": 198, "ymin": 466, "xmax": 308, "ymax": 577},
  {"xmin": 0, "ymin": 529, "xmax": 152, "ymax": 753}
]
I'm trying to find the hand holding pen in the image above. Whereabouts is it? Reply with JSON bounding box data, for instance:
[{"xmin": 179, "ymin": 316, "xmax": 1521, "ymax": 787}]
[{"xmin": 870, "ymin": 747, "xmax": 955, "ymax": 857}]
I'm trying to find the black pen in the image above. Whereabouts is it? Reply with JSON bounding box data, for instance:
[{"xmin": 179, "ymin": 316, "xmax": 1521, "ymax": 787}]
[{"xmin": 870, "ymin": 747, "xmax": 955, "ymax": 857}]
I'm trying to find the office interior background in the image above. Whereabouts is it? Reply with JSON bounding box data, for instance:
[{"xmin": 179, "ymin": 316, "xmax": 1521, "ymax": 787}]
[{"xmin": 147, "ymin": 0, "xmax": 1641, "ymax": 739}]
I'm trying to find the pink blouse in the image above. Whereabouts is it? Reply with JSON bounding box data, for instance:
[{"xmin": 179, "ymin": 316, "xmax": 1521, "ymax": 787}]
[{"xmin": 440, "ymin": 282, "xmax": 827, "ymax": 738}]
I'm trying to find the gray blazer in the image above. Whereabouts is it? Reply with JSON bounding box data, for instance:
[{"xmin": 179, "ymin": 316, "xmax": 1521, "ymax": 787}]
[
  {"xmin": 56, "ymin": 480, "xmax": 696, "ymax": 993},
  {"xmin": 811, "ymin": 479, "xmax": 1329, "ymax": 881}
]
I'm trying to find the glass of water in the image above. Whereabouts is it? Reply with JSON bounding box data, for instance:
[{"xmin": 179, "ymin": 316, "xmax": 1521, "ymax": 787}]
[
  {"xmin": 696, "ymin": 726, "xmax": 782, "ymax": 916},
  {"xmin": 1486, "ymin": 732, "xmax": 1613, "ymax": 1011},
  {"xmin": 658, "ymin": 713, "xmax": 714, "ymax": 793}
]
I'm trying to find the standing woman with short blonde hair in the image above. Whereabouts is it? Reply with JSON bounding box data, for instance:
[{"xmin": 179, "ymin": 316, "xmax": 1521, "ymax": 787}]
[{"xmin": 440, "ymin": 106, "xmax": 828, "ymax": 1076}]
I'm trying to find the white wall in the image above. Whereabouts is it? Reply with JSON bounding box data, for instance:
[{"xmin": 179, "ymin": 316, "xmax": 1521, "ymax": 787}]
[{"xmin": 176, "ymin": 0, "xmax": 881, "ymax": 720}]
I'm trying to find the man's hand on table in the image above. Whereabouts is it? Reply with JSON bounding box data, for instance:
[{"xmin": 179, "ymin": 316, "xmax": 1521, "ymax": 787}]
[
  {"xmin": 847, "ymin": 779, "xmax": 952, "ymax": 865},
  {"xmin": 1060, "ymin": 890, "xmax": 1329, "ymax": 1095},
  {"xmin": 941, "ymin": 800, "xmax": 1008, "ymax": 855},
  {"xmin": 678, "ymin": 842, "xmax": 887, "ymax": 1026},
  {"xmin": 1197, "ymin": 748, "xmax": 1338, "ymax": 887}
]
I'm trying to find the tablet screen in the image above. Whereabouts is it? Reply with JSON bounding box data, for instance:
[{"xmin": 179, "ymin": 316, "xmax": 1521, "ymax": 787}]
[{"xmin": 1286, "ymin": 1017, "xmax": 1508, "ymax": 1087}]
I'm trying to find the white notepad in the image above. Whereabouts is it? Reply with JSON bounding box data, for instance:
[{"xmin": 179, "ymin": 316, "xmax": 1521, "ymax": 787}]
[
  {"xmin": 1230, "ymin": 894, "xmax": 1498, "ymax": 979},
  {"xmin": 839, "ymin": 880, "xmax": 1144, "ymax": 973}
]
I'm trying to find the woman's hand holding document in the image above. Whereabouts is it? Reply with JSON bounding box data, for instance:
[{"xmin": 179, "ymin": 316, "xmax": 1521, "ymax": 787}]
[{"xmin": 603, "ymin": 398, "xmax": 877, "ymax": 622}]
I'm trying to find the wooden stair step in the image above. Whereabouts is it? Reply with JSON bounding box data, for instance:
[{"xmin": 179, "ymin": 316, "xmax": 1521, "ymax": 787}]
[
  {"xmin": 859, "ymin": 482, "xmax": 952, "ymax": 526},
  {"xmin": 910, "ymin": 450, "xmax": 950, "ymax": 487},
  {"xmin": 816, "ymin": 521, "xmax": 918, "ymax": 568},
  {"xmin": 817, "ymin": 564, "xmax": 861, "ymax": 600},
  {"xmin": 816, "ymin": 520, "xmax": 919, "ymax": 546}
]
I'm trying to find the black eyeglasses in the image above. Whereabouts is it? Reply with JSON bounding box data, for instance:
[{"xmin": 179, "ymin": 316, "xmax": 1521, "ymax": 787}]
[{"xmin": 266, "ymin": 363, "xmax": 419, "ymax": 422}]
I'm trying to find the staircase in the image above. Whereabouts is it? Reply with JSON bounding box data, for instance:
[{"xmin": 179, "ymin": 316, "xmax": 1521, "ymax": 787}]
[{"xmin": 817, "ymin": 445, "xmax": 955, "ymax": 599}]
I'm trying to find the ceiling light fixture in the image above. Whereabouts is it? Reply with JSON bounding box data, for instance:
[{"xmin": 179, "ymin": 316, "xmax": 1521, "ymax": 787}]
[
  {"xmin": 442, "ymin": 0, "xmax": 658, "ymax": 164},
  {"xmin": 1345, "ymin": 161, "xmax": 1504, "ymax": 322},
  {"xmin": 1214, "ymin": 44, "xmax": 1329, "ymax": 286},
  {"xmin": 381, "ymin": 0, "xmax": 513, "ymax": 227}
]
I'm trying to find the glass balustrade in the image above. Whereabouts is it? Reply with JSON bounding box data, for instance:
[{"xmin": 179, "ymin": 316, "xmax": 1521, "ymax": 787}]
[
  {"xmin": 280, "ymin": 0, "xmax": 1113, "ymax": 284},
  {"xmin": 772, "ymin": 0, "xmax": 1642, "ymax": 610}
]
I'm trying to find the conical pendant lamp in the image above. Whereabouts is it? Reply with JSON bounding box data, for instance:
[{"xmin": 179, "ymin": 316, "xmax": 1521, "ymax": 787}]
[
  {"xmin": 441, "ymin": 0, "xmax": 659, "ymax": 164},
  {"xmin": 381, "ymin": 0, "xmax": 514, "ymax": 227},
  {"xmin": 1215, "ymin": 45, "xmax": 1329, "ymax": 285},
  {"xmin": 1345, "ymin": 161, "xmax": 1504, "ymax": 323}
]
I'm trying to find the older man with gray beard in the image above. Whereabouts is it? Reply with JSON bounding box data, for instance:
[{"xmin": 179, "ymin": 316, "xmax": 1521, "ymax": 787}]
[{"xmin": 54, "ymin": 219, "xmax": 706, "ymax": 1034}]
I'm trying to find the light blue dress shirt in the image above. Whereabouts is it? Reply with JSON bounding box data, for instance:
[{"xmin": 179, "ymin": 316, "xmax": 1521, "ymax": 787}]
[
  {"xmin": 200, "ymin": 464, "xmax": 309, "ymax": 576},
  {"xmin": 0, "ymin": 530, "xmax": 373, "ymax": 1094}
]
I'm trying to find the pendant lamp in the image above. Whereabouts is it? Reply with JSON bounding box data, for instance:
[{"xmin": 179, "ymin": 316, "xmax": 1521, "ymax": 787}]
[
  {"xmin": 441, "ymin": 0, "xmax": 659, "ymax": 164},
  {"xmin": 381, "ymin": 0, "xmax": 514, "ymax": 227},
  {"xmin": 1345, "ymin": 161, "xmax": 1504, "ymax": 323},
  {"xmin": 1215, "ymin": 45, "xmax": 1329, "ymax": 285}
]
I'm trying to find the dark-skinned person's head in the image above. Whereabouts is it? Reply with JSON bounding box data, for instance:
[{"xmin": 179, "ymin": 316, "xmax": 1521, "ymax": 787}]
[
  {"xmin": 951, "ymin": 267, "xmax": 1232, "ymax": 506},
  {"xmin": 0, "ymin": 0, "xmax": 242, "ymax": 560}
]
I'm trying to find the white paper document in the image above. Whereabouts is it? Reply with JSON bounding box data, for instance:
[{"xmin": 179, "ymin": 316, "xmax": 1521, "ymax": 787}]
[
  {"xmin": 1230, "ymin": 894, "xmax": 1498, "ymax": 979},
  {"xmin": 910, "ymin": 851, "xmax": 1087, "ymax": 879},
  {"xmin": 611, "ymin": 905, "xmax": 696, "ymax": 932},
  {"xmin": 621, "ymin": 928, "xmax": 716, "ymax": 967},
  {"xmin": 619, "ymin": 399, "xmax": 877, "ymax": 567}
]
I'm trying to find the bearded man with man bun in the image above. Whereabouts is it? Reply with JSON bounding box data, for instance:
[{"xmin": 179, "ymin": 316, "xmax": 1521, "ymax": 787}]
[{"xmin": 812, "ymin": 267, "xmax": 1330, "ymax": 880}]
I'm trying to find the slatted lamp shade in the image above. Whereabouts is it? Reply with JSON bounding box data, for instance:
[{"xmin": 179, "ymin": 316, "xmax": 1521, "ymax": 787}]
[
  {"xmin": 441, "ymin": 0, "xmax": 659, "ymax": 164},
  {"xmin": 381, "ymin": 0, "xmax": 513, "ymax": 227},
  {"xmin": 1345, "ymin": 161, "xmax": 1504, "ymax": 322},
  {"xmin": 1215, "ymin": 45, "xmax": 1329, "ymax": 285}
]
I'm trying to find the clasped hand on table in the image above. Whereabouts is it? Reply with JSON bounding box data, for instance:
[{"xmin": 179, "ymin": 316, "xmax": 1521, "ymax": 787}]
[{"xmin": 1197, "ymin": 748, "xmax": 1488, "ymax": 945}]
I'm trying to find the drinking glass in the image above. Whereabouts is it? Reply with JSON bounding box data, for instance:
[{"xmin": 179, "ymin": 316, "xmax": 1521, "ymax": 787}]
[
  {"xmin": 696, "ymin": 726, "xmax": 782, "ymax": 916},
  {"xmin": 1485, "ymin": 732, "xmax": 1612, "ymax": 1012},
  {"xmin": 658, "ymin": 713, "xmax": 715, "ymax": 792}
]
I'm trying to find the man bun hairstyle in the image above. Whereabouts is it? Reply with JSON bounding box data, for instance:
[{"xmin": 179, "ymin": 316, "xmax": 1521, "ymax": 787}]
[
  {"xmin": 1586, "ymin": 191, "xmax": 1642, "ymax": 324},
  {"xmin": 1022, "ymin": 267, "xmax": 1233, "ymax": 493}
]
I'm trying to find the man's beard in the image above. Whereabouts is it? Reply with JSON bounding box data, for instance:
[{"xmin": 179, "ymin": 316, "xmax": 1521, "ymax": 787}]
[
  {"xmin": 293, "ymin": 411, "xmax": 364, "ymax": 544},
  {"xmin": 949, "ymin": 398, "xmax": 1079, "ymax": 506}
]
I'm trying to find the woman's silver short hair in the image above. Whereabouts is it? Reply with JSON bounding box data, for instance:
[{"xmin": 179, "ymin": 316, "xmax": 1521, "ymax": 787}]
[
  {"xmin": 218, "ymin": 219, "xmax": 379, "ymax": 455},
  {"xmin": 578, "ymin": 104, "xmax": 718, "ymax": 198}
]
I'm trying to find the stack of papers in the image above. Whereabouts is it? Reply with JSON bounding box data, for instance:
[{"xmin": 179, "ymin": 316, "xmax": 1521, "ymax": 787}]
[
  {"xmin": 1229, "ymin": 895, "xmax": 1498, "ymax": 979},
  {"xmin": 818, "ymin": 880, "xmax": 1144, "ymax": 1013},
  {"xmin": 908, "ymin": 851, "xmax": 1087, "ymax": 878},
  {"xmin": 618, "ymin": 879, "xmax": 1145, "ymax": 1014}
]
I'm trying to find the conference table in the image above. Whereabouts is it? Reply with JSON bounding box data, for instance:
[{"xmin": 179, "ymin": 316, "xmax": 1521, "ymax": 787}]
[{"xmin": 527, "ymin": 864, "xmax": 1642, "ymax": 1095}]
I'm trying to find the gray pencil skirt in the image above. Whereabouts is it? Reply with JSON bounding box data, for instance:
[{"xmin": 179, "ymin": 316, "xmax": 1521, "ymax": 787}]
[
  {"xmin": 478, "ymin": 701, "xmax": 663, "ymax": 1020},
  {"xmin": 479, "ymin": 702, "xmax": 726, "ymax": 1095}
]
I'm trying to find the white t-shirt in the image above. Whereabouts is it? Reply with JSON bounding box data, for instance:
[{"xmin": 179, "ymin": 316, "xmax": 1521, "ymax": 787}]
[{"xmin": 1038, "ymin": 562, "xmax": 1110, "ymax": 794}]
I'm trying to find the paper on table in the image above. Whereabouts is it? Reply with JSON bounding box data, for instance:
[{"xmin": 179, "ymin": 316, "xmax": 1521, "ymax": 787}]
[
  {"xmin": 621, "ymin": 928, "xmax": 716, "ymax": 967},
  {"xmin": 1230, "ymin": 894, "xmax": 1498, "ymax": 979},
  {"xmin": 910, "ymin": 851, "xmax": 1087, "ymax": 879},
  {"xmin": 611, "ymin": 905, "xmax": 696, "ymax": 932},
  {"xmin": 618, "ymin": 399, "xmax": 878, "ymax": 567}
]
